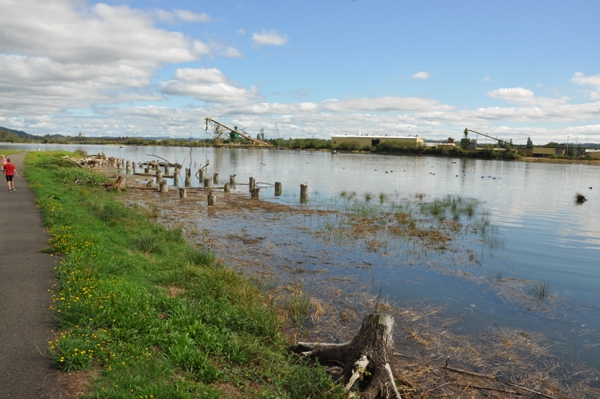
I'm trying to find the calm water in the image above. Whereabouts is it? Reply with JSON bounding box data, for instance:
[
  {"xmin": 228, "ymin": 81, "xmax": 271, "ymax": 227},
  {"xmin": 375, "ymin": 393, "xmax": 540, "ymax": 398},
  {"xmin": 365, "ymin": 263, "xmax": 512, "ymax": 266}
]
[{"xmin": 6, "ymin": 143, "xmax": 600, "ymax": 369}]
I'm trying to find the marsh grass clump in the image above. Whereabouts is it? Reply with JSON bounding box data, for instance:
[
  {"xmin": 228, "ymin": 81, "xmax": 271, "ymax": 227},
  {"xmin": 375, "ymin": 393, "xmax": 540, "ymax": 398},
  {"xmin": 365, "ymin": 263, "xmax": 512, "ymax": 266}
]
[{"xmin": 528, "ymin": 281, "xmax": 552, "ymax": 300}]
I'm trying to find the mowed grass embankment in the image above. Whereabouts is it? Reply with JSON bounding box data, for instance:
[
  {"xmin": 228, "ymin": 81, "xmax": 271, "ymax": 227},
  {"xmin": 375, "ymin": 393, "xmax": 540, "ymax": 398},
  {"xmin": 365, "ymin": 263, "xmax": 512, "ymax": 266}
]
[{"xmin": 26, "ymin": 151, "xmax": 344, "ymax": 399}]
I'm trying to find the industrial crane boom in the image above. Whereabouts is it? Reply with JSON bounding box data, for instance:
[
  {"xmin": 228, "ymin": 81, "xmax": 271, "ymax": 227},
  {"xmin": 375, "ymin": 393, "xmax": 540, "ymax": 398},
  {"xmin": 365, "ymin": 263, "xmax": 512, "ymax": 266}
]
[
  {"xmin": 205, "ymin": 117, "xmax": 271, "ymax": 147},
  {"xmin": 464, "ymin": 128, "xmax": 509, "ymax": 146}
]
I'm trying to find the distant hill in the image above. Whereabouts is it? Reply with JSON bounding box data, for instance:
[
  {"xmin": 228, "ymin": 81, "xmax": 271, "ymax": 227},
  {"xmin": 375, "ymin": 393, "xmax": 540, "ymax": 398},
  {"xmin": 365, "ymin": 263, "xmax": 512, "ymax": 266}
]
[
  {"xmin": 0, "ymin": 126, "xmax": 66, "ymax": 141},
  {"xmin": 0, "ymin": 126, "xmax": 35, "ymax": 141}
]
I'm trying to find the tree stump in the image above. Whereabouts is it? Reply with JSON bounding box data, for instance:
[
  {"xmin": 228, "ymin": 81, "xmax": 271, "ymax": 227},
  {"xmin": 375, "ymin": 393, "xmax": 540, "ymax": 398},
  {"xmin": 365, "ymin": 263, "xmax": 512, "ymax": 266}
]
[{"xmin": 291, "ymin": 313, "xmax": 401, "ymax": 399}]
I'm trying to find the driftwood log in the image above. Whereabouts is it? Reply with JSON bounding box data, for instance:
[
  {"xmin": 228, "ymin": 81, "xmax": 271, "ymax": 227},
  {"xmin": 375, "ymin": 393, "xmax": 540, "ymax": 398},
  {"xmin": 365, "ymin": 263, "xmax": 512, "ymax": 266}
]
[{"xmin": 291, "ymin": 313, "xmax": 401, "ymax": 399}]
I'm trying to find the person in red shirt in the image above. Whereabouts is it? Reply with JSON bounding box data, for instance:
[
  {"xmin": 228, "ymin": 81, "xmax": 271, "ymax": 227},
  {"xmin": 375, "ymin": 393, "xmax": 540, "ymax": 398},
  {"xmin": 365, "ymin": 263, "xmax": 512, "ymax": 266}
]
[{"xmin": 3, "ymin": 158, "xmax": 19, "ymax": 192}]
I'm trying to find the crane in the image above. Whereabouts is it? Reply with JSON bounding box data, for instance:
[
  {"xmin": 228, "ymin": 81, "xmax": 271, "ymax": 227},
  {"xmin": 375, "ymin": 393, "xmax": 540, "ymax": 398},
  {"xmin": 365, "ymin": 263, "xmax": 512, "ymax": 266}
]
[
  {"xmin": 464, "ymin": 128, "xmax": 510, "ymax": 147},
  {"xmin": 205, "ymin": 117, "xmax": 271, "ymax": 147}
]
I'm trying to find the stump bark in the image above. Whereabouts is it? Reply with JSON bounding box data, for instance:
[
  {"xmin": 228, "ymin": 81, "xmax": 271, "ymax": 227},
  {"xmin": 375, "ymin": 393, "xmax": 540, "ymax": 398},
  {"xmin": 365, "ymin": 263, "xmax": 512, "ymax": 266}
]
[{"xmin": 291, "ymin": 313, "xmax": 401, "ymax": 399}]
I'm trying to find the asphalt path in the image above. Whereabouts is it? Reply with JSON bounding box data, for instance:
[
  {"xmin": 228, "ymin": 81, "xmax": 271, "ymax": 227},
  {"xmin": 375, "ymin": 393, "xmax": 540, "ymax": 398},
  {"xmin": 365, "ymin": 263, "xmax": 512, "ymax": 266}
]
[{"xmin": 0, "ymin": 153, "xmax": 61, "ymax": 398}]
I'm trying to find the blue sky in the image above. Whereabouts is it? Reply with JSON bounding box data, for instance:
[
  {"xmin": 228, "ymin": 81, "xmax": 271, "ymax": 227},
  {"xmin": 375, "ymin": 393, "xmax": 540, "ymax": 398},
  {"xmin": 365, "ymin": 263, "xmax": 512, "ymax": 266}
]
[{"xmin": 1, "ymin": 0, "xmax": 599, "ymax": 144}]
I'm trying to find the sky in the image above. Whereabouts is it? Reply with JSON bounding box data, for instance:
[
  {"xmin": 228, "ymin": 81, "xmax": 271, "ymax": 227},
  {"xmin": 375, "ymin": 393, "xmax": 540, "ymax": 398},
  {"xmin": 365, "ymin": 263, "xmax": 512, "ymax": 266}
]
[{"xmin": 1, "ymin": 0, "xmax": 600, "ymax": 144}]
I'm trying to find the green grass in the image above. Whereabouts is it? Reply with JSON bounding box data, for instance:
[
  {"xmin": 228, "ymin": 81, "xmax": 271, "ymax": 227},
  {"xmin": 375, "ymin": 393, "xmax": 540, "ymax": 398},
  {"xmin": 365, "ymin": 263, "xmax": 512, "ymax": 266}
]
[
  {"xmin": 26, "ymin": 151, "xmax": 345, "ymax": 399},
  {"xmin": 528, "ymin": 281, "xmax": 552, "ymax": 300}
]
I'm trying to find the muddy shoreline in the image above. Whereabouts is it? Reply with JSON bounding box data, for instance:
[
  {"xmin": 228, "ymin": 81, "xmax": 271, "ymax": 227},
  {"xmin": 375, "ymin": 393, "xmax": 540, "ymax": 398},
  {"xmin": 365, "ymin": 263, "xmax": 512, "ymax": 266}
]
[{"xmin": 107, "ymin": 167, "xmax": 600, "ymax": 398}]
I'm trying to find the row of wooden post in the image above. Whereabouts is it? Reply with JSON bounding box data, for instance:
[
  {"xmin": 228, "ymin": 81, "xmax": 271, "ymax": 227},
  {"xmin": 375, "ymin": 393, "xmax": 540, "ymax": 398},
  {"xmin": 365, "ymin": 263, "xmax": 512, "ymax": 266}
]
[{"xmin": 117, "ymin": 159, "xmax": 308, "ymax": 204}]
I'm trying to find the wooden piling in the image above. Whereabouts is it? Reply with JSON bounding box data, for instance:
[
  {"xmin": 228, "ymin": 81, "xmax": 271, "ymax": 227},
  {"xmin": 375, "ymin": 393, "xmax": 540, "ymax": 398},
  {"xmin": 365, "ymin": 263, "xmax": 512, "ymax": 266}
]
[
  {"xmin": 159, "ymin": 181, "xmax": 169, "ymax": 193},
  {"xmin": 207, "ymin": 194, "xmax": 216, "ymax": 206},
  {"xmin": 125, "ymin": 161, "xmax": 131, "ymax": 174},
  {"xmin": 249, "ymin": 177, "xmax": 256, "ymax": 192},
  {"xmin": 230, "ymin": 174, "xmax": 236, "ymax": 185},
  {"xmin": 224, "ymin": 183, "xmax": 230, "ymax": 193},
  {"xmin": 146, "ymin": 180, "xmax": 155, "ymax": 188},
  {"xmin": 203, "ymin": 178, "xmax": 212, "ymax": 188},
  {"xmin": 173, "ymin": 167, "xmax": 180, "ymax": 187},
  {"xmin": 275, "ymin": 182, "xmax": 282, "ymax": 196},
  {"xmin": 251, "ymin": 188, "xmax": 260, "ymax": 200},
  {"xmin": 300, "ymin": 184, "xmax": 308, "ymax": 203},
  {"xmin": 179, "ymin": 188, "xmax": 187, "ymax": 199},
  {"xmin": 156, "ymin": 170, "xmax": 163, "ymax": 184},
  {"xmin": 199, "ymin": 169, "xmax": 205, "ymax": 182},
  {"xmin": 164, "ymin": 163, "xmax": 170, "ymax": 175},
  {"xmin": 132, "ymin": 163, "xmax": 136, "ymax": 174},
  {"xmin": 185, "ymin": 168, "xmax": 191, "ymax": 187},
  {"xmin": 213, "ymin": 173, "xmax": 219, "ymax": 184}
]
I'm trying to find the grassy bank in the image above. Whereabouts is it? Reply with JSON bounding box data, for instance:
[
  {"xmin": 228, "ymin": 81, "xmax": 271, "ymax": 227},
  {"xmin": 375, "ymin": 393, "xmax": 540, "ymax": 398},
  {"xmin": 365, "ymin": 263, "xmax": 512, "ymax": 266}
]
[{"xmin": 26, "ymin": 151, "xmax": 344, "ymax": 399}]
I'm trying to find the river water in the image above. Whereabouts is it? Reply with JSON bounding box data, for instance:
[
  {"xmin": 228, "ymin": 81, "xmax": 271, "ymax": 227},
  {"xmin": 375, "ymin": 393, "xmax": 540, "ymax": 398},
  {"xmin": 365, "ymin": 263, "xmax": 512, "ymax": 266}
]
[{"xmin": 6, "ymin": 142, "xmax": 600, "ymax": 373}]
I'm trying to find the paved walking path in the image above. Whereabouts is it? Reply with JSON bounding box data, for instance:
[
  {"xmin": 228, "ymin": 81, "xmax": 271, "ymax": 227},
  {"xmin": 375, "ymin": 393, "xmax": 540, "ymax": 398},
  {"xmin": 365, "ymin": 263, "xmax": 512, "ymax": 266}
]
[{"xmin": 0, "ymin": 153, "xmax": 61, "ymax": 398}]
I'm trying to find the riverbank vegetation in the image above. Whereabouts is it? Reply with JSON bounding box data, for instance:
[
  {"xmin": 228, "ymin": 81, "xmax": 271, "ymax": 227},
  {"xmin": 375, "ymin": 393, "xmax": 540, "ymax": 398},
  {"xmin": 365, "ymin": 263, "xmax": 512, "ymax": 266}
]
[{"xmin": 26, "ymin": 151, "xmax": 345, "ymax": 398}]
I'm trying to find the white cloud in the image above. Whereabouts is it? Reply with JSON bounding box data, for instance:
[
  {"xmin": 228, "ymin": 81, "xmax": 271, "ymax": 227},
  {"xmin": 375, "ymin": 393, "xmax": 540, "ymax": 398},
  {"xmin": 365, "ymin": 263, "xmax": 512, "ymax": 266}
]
[
  {"xmin": 571, "ymin": 72, "xmax": 600, "ymax": 89},
  {"xmin": 483, "ymin": 76, "xmax": 491, "ymax": 82},
  {"xmin": 175, "ymin": 10, "xmax": 210, "ymax": 23},
  {"xmin": 488, "ymin": 87, "xmax": 535, "ymax": 103},
  {"xmin": 237, "ymin": 28, "xmax": 246, "ymax": 35},
  {"xmin": 0, "ymin": 1, "xmax": 240, "ymax": 116},
  {"xmin": 571, "ymin": 72, "xmax": 600, "ymax": 100},
  {"xmin": 252, "ymin": 30, "xmax": 289, "ymax": 46},
  {"xmin": 411, "ymin": 71, "xmax": 431, "ymax": 80},
  {"xmin": 155, "ymin": 9, "xmax": 210, "ymax": 24},
  {"xmin": 174, "ymin": 68, "xmax": 229, "ymax": 84},
  {"xmin": 160, "ymin": 68, "xmax": 259, "ymax": 103}
]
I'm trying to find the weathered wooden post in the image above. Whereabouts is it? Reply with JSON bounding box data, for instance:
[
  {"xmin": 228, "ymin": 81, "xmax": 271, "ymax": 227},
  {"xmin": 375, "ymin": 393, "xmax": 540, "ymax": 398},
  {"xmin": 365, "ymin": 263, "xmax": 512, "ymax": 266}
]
[
  {"xmin": 213, "ymin": 172, "xmax": 219, "ymax": 184},
  {"xmin": 207, "ymin": 193, "xmax": 216, "ymax": 206},
  {"xmin": 198, "ymin": 169, "xmax": 205, "ymax": 182},
  {"xmin": 249, "ymin": 177, "xmax": 256, "ymax": 192},
  {"xmin": 300, "ymin": 184, "xmax": 308, "ymax": 203},
  {"xmin": 173, "ymin": 167, "xmax": 180, "ymax": 187},
  {"xmin": 185, "ymin": 168, "xmax": 191, "ymax": 187},
  {"xmin": 144, "ymin": 167, "xmax": 149, "ymax": 174},
  {"xmin": 146, "ymin": 180, "xmax": 155, "ymax": 188},
  {"xmin": 251, "ymin": 188, "xmax": 260, "ymax": 200},
  {"xmin": 164, "ymin": 163, "xmax": 170, "ymax": 175},
  {"xmin": 275, "ymin": 182, "xmax": 282, "ymax": 196},
  {"xmin": 203, "ymin": 178, "xmax": 211, "ymax": 188},
  {"xmin": 132, "ymin": 162, "xmax": 136, "ymax": 174},
  {"xmin": 156, "ymin": 170, "xmax": 163, "ymax": 184},
  {"xmin": 224, "ymin": 183, "xmax": 230, "ymax": 193},
  {"xmin": 159, "ymin": 181, "xmax": 168, "ymax": 193},
  {"xmin": 125, "ymin": 161, "xmax": 131, "ymax": 174},
  {"xmin": 230, "ymin": 174, "xmax": 236, "ymax": 186},
  {"xmin": 179, "ymin": 188, "xmax": 186, "ymax": 199}
]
